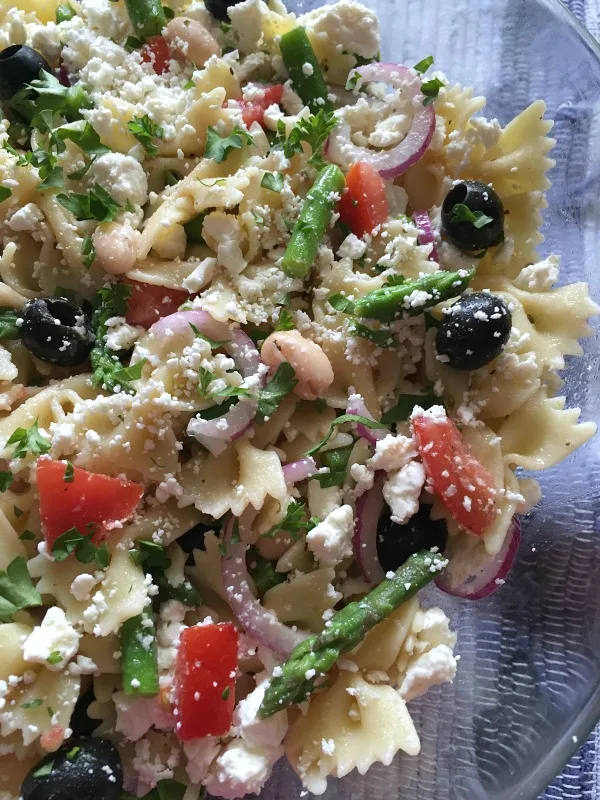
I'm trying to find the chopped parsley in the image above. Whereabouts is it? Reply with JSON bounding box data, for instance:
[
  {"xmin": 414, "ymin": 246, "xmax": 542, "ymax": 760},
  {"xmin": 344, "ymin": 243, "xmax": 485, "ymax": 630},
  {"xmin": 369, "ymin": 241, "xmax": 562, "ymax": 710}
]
[
  {"xmin": 19, "ymin": 530, "xmax": 35, "ymax": 541},
  {"xmin": 383, "ymin": 273, "xmax": 406, "ymax": 287},
  {"xmin": 6, "ymin": 70, "xmax": 91, "ymax": 125},
  {"xmin": 381, "ymin": 394, "xmax": 438, "ymax": 425},
  {"xmin": 327, "ymin": 293, "xmax": 356, "ymax": 315},
  {"xmin": 129, "ymin": 539, "xmax": 201, "ymax": 607},
  {"xmin": 189, "ymin": 324, "xmax": 226, "ymax": 349},
  {"xmin": 32, "ymin": 760, "xmax": 54, "ymax": 778},
  {"xmin": 316, "ymin": 445, "xmax": 353, "ymax": 488},
  {"xmin": 421, "ymin": 77, "xmax": 445, "ymax": 105},
  {"xmin": 127, "ymin": 115, "xmax": 164, "ymax": 157},
  {"xmin": 46, "ymin": 650, "xmax": 62, "ymax": 666},
  {"xmin": 63, "ymin": 461, "xmax": 75, "ymax": 483},
  {"xmin": 197, "ymin": 368, "xmax": 250, "ymax": 402},
  {"xmin": 451, "ymin": 203, "xmax": 494, "ymax": 229},
  {"xmin": 413, "ymin": 56, "xmax": 434, "ymax": 73},
  {"xmin": 260, "ymin": 171, "xmax": 284, "ymax": 193},
  {"xmin": 345, "ymin": 70, "xmax": 361, "ymax": 91},
  {"xmin": 57, "ymin": 183, "xmax": 121, "ymax": 222},
  {"xmin": 0, "ymin": 186, "xmax": 12, "ymax": 203},
  {"xmin": 350, "ymin": 321, "xmax": 396, "ymax": 348},
  {"xmin": 204, "ymin": 124, "xmax": 254, "ymax": 163},
  {"xmin": 56, "ymin": 3, "xmax": 77, "ymax": 22},
  {"xmin": 6, "ymin": 419, "xmax": 50, "ymax": 459},
  {"xmin": 0, "ymin": 309, "xmax": 20, "ymax": 340},
  {"xmin": 89, "ymin": 283, "xmax": 136, "ymax": 393},
  {"xmin": 272, "ymin": 109, "xmax": 336, "ymax": 170},
  {"xmin": 0, "ymin": 472, "xmax": 13, "ymax": 494},
  {"xmin": 51, "ymin": 527, "xmax": 109, "ymax": 569},
  {"xmin": 305, "ymin": 413, "xmax": 387, "ymax": 456},
  {"xmin": 261, "ymin": 499, "xmax": 307, "ymax": 540},
  {"xmin": 81, "ymin": 234, "xmax": 95, "ymax": 268},
  {"xmin": 274, "ymin": 308, "xmax": 295, "ymax": 331},
  {"xmin": 0, "ymin": 556, "xmax": 42, "ymax": 623},
  {"xmin": 112, "ymin": 359, "xmax": 147, "ymax": 385},
  {"xmin": 221, "ymin": 686, "xmax": 230, "ymax": 700},
  {"xmin": 21, "ymin": 698, "xmax": 43, "ymax": 709},
  {"xmin": 256, "ymin": 361, "xmax": 298, "ymax": 423}
]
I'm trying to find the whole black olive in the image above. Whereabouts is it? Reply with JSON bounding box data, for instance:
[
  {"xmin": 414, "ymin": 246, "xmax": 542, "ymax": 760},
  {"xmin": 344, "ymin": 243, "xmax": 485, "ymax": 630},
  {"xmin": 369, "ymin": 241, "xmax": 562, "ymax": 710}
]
[
  {"xmin": 0, "ymin": 45, "xmax": 50, "ymax": 102},
  {"xmin": 21, "ymin": 297, "xmax": 94, "ymax": 367},
  {"xmin": 21, "ymin": 737, "xmax": 122, "ymax": 800},
  {"xmin": 204, "ymin": 0, "xmax": 244, "ymax": 20},
  {"xmin": 435, "ymin": 291, "xmax": 512, "ymax": 370},
  {"xmin": 441, "ymin": 179, "xmax": 504, "ymax": 251},
  {"xmin": 377, "ymin": 504, "xmax": 448, "ymax": 574}
]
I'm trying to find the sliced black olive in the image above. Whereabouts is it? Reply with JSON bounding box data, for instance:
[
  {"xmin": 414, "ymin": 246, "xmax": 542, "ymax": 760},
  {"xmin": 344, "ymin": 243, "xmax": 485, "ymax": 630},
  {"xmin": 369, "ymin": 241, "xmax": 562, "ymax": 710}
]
[
  {"xmin": 21, "ymin": 737, "xmax": 122, "ymax": 800},
  {"xmin": 205, "ymin": 0, "xmax": 243, "ymax": 21},
  {"xmin": 376, "ymin": 504, "xmax": 448, "ymax": 574},
  {"xmin": 21, "ymin": 297, "xmax": 94, "ymax": 367},
  {"xmin": 441, "ymin": 179, "xmax": 504, "ymax": 251},
  {"xmin": 435, "ymin": 291, "xmax": 512, "ymax": 370},
  {"xmin": 0, "ymin": 46, "xmax": 50, "ymax": 101}
]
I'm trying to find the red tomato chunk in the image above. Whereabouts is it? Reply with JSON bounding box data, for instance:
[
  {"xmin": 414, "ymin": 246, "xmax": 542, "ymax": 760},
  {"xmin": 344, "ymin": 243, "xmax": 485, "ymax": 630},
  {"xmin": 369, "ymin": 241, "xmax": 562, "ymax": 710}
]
[
  {"xmin": 337, "ymin": 162, "xmax": 389, "ymax": 238},
  {"xmin": 412, "ymin": 414, "xmax": 496, "ymax": 536},
  {"xmin": 241, "ymin": 83, "xmax": 284, "ymax": 128},
  {"xmin": 37, "ymin": 458, "xmax": 143, "ymax": 547},
  {"xmin": 141, "ymin": 36, "xmax": 171, "ymax": 75},
  {"xmin": 124, "ymin": 280, "xmax": 189, "ymax": 328},
  {"xmin": 174, "ymin": 623, "xmax": 238, "ymax": 740}
]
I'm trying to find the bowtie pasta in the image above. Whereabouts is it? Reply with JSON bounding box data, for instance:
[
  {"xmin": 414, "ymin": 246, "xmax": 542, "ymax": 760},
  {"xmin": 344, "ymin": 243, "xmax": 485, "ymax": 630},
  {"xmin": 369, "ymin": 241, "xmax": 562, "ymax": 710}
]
[{"xmin": 0, "ymin": 0, "xmax": 596, "ymax": 798}]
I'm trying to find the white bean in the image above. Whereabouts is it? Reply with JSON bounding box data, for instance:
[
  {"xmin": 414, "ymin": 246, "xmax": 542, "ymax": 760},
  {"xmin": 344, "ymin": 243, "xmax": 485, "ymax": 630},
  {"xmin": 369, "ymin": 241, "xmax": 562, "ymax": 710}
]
[
  {"xmin": 92, "ymin": 223, "xmax": 140, "ymax": 275},
  {"xmin": 164, "ymin": 17, "xmax": 220, "ymax": 67},
  {"xmin": 261, "ymin": 330, "xmax": 334, "ymax": 401}
]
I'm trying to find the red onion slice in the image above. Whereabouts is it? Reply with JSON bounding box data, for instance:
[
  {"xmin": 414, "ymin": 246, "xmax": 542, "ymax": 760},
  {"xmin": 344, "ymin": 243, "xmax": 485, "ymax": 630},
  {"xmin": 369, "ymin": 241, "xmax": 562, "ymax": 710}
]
[
  {"xmin": 346, "ymin": 393, "xmax": 389, "ymax": 445},
  {"xmin": 353, "ymin": 472, "xmax": 386, "ymax": 584},
  {"xmin": 328, "ymin": 63, "xmax": 435, "ymax": 179},
  {"xmin": 150, "ymin": 309, "xmax": 231, "ymax": 342},
  {"xmin": 221, "ymin": 518, "xmax": 309, "ymax": 656},
  {"xmin": 412, "ymin": 210, "xmax": 439, "ymax": 262},
  {"xmin": 225, "ymin": 329, "xmax": 262, "ymax": 380},
  {"xmin": 187, "ymin": 399, "xmax": 257, "ymax": 455},
  {"xmin": 435, "ymin": 518, "xmax": 521, "ymax": 600},
  {"xmin": 282, "ymin": 457, "xmax": 318, "ymax": 484}
]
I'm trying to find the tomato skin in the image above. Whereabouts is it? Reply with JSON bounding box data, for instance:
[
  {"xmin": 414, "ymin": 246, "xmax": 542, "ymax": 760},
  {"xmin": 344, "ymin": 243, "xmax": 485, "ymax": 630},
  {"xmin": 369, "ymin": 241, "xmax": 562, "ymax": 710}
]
[
  {"xmin": 37, "ymin": 458, "xmax": 144, "ymax": 547},
  {"xmin": 412, "ymin": 414, "xmax": 496, "ymax": 535},
  {"xmin": 338, "ymin": 162, "xmax": 389, "ymax": 238},
  {"xmin": 141, "ymin": 36, "xmax": 171, "ymax": 75},
  {"xmin": 240, "ymin": 83, "xmax": 284, "ymax": 128},
  {"xmin": 174, "ymin": 623, "xmax": 238, "ymax": 740},
  {"xmin": 124, "ymin": 280, "xmax": 189, "ymax": 328}
]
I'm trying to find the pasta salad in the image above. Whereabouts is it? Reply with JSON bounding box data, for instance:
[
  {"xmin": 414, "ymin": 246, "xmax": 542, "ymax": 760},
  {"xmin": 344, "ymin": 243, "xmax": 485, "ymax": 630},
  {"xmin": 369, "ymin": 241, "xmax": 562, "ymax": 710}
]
[{"xmin": 0, "ymin": 0, "xmax": 597, "ymax": 797}]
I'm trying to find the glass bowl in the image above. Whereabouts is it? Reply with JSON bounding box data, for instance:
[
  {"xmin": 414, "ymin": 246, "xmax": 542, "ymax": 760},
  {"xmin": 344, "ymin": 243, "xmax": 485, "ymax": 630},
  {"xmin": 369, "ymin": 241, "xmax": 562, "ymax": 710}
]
[{"xmin": 259, "ymin": 0, "xmax": 600, "ymax": 797}]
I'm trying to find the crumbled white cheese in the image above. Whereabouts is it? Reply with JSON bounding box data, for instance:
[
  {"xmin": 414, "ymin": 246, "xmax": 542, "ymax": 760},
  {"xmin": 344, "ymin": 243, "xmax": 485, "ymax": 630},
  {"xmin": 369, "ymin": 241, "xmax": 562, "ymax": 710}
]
[
  {"xmin": 202, "ymin": 213, "xmax": 247, "ymax": 275},
  {"xmin": 299, "ymin": 0, "xmax": 380, "ymax": 59},
  {"xmin": 399, "ymin": 644, "xmax": 457, "ymax": 701},
  {"xmin": 184, "ymin": 737, "xmax": 221, "ymax": 784},
  {"xmin": 23, "ymin": 607, "xmax": 81, "ymax": 671},
  {"xmin": 6, "ymin": 203, "xmax": 45, "ymax": 233},
  {"xmin": 383, "ymin": 460, "xmax": 425, "ymax": 525},
  {"xmin": 350, "ymin": 462, "xmax": 374, "ymax": 497},
  {"xmin": 306, "ymin": 504, "xmax": 354, "ymax": 567},
  {"xmin": 369, "ymin": 433, "xmax": 417, "ymax": 473},
  {"xmin": 114, "ymin": 692, "xmax": 175, "ymax": 742},
  {"xmin": 307, "ymin": 481, "xmax": 343, "ymax": 520},
  {"xmin": 514, "ymin": 254, "xmax": 560, "ymax": 292},
  {"xmin": 205, "ymin": 738, "xmax": 283, "ymax": 800},
  {"xmin": 337, "ymin": 233, "xmax": 366, "ymax": 260},
  {"xmin": 87, "ymin": 152, "xmax": 148, "ymax": 208},
  {"xmin": 104, "ymin": 316, "xmax": 144, "ymax": 351},
  {"xmin": 70, "ymin": 573, "xmax": 97, "ymax": 602},
  {"xmin": 234, "ymin": 682, "xmax": 287, "ymax": 749},
  {"xmin": 182, "ymin": 257, "xmax": 218, "ymax": 293}
]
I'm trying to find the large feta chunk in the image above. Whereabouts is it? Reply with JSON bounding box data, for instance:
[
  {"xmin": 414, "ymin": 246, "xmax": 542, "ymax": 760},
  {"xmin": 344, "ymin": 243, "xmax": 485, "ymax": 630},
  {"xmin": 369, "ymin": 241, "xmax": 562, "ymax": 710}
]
[
  {"xmin": 514, "ymin": 254, "xmax": 560, "ymax": 292},
  {"xmin": 87, "ymin": 152, "xmax": 148, "ymax": 208},
  {"xmin": 368, "ymin": 433, "xmax": 417, "ymax": 473},
  {"xmin": 299, "ymin": 0, "xmax": 380, "ymax": 59},
  {"xmin": 202, "ymin": 213, "xmax": 247, "ymax": 275},
  {"xmin": 22, "ymin": 607, "xmax": 81, "ymax": 671},
  {"xmin": 306, "ymin": 504, "xmax": 354, "ymax": 567},
  {"xmin": 204, "ymin": 738, "xmax": 282, "ymax": 800},
  {"xmin": 184, "ymin": 737, "xmax": 221, "ymax": 784},
  {"xmin": 399, "ymin": 644, "xmax": 457, "ymax": 701},
  {"xmin": 307, "ymin": 481, "xmax": 342, "ymax": 519},
  {"xmin": 234, "ymin": 682, "xmax": 287, "ymax": 749},
  {"xmin": 382, "ymin": 460, "xmax": 425, "ymax": 525}
]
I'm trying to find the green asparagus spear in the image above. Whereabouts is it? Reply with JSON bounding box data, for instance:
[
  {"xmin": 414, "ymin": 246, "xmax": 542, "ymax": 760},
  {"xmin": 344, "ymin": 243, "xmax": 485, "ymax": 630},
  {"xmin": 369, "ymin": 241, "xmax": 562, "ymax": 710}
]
[
  {"xmin": 279, "ymin": 27, "xmax": 331, "ymax": 114},
  {"xmin": 120, "ymin": 612, "xmax": 159, "ymax": 697},
  {"xmin": 258, "ymin": 549, "xmax": 446, "ymax": 718},
  {"xmin": 124, "ymin": 0, "xmax": 167, "ymax": 39},
  {"xmin": 282, "ymin": 164, "xmax": 345, "ymax": 279}
]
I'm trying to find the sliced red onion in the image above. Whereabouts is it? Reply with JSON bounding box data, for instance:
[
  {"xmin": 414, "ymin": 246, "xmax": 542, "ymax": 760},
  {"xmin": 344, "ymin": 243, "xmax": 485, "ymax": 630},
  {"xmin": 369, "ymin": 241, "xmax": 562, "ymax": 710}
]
[
  {"xmin": 225, "ymin": 329, "xmax": 262, "ymax": 380},
  {"xmin": 412, "ymin": 210, "xmax": 439, "ymax": 262},
  {"xmin": 221, "ymin": 518, "xmax": 308, "ymax": 656},
  {"xmin": 187, "ymin": 399, "xmax": 257, "ymax": 455},
  {"xmin": 328, "ymin": 63, "xmax": 435, "ymax": 179},
  {"xmin": 282, "ymin": 457, "xmax": 318, "ymax": 484},
  {"xmin": 353, "ymin": 473, "xmax": 386, "ymax": 584},
  {"xmin": 150, "ymin": 309, "xmax": 231, "ymax": 342},
  {"xmin": 346, "ymin": 393, "xmax": 389, "ymax": 445},
  {"xmin": 435, "ymin": 518, "xmax": 521, "ymax": 600}
]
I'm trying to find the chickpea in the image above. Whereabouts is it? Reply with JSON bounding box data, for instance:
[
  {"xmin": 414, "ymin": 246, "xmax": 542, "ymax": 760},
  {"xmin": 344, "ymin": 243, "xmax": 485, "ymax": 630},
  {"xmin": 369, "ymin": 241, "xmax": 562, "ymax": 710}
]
[
  {"xmin": 92, "ymin": 223, "xmax": 140, "ymax": 275},
  {"xmin": 164, "ymin": 17, "xmax": 220, "ymax": 67},
  {"xmin": 261, "ymin": 330, "xmax": 334, "ymax": 401}
]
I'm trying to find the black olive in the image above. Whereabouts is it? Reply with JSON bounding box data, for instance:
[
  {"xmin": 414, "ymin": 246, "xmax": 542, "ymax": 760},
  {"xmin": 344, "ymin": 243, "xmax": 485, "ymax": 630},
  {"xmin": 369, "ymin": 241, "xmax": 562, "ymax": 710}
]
[
  {"xmin": 441, "ymin": 179, "xmax": 504, "ymax": 251},
  {"xmin": 21, "ymin": 737, "xmax": 122, "ymax": 800},
  {"xmin": 435, "ymin": 291, "xmax": 512, "ymax": 370},
  {"xmin": 177, "ymin": 520, "xmax": 213, "ymax": 564},
  {"xmin": 21, "ymin": 297, "xmax": 94, "ymax": 367},
  {"xmin": 376, "ymin": 504, "xmax": 448, "ymax": 574},
  {"xmin": 0, "ymin": 45, "xmax": 50, "ymax": 102},
  {"xmin": 204, "ymin": 0, "xmax": 243, "ymax": 20}
]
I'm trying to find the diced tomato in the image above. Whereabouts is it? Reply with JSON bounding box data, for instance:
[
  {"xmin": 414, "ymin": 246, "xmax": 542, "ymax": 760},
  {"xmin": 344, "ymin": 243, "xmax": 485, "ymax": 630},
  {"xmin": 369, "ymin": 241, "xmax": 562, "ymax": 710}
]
[
  {"xmin": 37, "ymin": 458, "xmax": 144, "ymax": 548},
  {"xmin": 124, "ymin": 280, "xmax": 189, "ymax": 328},
  {"xmin": 412, "ymin": 413, "xmax": 496, "ymax": 536},
  {"xmin": 174, "ymin": 623, "xmax": 238, "ymax": 740},
  {"xmin": 141, "ymin": 36, "xmax": 171, "ymax": 75},
  {"xmin": 338, "ymin": 162, "xmax": 389, "ymax": 238},
  {"xmin": 240, "ymin": 83, "xmax": 284, "ymax": 129}
]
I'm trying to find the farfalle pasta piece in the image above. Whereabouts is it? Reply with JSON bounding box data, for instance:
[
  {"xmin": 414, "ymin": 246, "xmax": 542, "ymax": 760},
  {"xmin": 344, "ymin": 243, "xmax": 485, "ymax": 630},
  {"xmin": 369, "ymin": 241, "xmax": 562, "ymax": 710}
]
[{"xmin": 263, "ymin": 567, "xmax": 341, "ymax": 632}]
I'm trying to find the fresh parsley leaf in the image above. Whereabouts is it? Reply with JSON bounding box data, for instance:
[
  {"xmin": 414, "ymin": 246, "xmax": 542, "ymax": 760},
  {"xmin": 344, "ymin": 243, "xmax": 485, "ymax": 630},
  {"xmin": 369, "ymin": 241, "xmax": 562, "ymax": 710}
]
[
  {"xmin": 383, "ymin": 273, "xmax": 406, "ymax": 287},
  {"xmin": 381, "ymin": 394, "xmax": 438, "ymax": 425},
  {"xmin": 57, "ymin": 183, "xmax": 121, "ymax": 222},
  {"xmin": 345, "ymin": 70, "xmax": 361, "ymax": 91},
  {"xmin": 220, "ymin": 21, "xmax": 232, "ymax": 33},
  {"xmin": 305, "ymin": 413, "xmax": 387, "ymax": 456},
  {"xmin": 221, "ymin": 686, "xmax": 230, "ymax": 700},
  {"xmin": 124, "ymin": 35, "xmax": 144, "ymax": 52},
  {"xmin": 30, "ymin": 108, "xmax": 56, "ymax": 134},
  {"xmin": 341, "ymin": 50, "xmax": 377, "ymax": 67},
  {"xmin": 37, "ymin": 164, "xmax": 64, "ymax": 191},
  {"xmin": 67, "ymin": 157, "xmax": 95, "ymax": 180},
  {"xmin": 350, "ymin": 321, "xmax": 396, "ymax": 348},
  {"xmin": 451, "ymin": 203, "xmax": 494, "ymax": 229},
  {"xmin": 421, "ymin": 77, "xmax": 445, "ymax": 105},
  {"xmin": 19, "ymin": 530, "xmax": 35, "ymax": 541},
  {"xmin": 262, "ymin": 500, "xmax": 307, "ymax": 540},
  {"xmin": 164, "ymin": 169, "xmax": 182, "ymax": 186},
  {"xmin": 413, "ymin": 56, "xmax": 434, "ymax": 73},
  {"xmin": 155, "ymin": 779, "xmax": 188, "ymax": 800},
  {"xmin": 183, "ymin": 78, "xmax": 195, "ymax": 90},
  {"xmin": 317, "ymin": 445, "xmax": 352, "ymax": 488},
  {"xmin": 81, "ymin": 234, "xmax": 95, "ymax": 268},
  {"xmin": 63, "ymin": 461, "xmax": 75, "ymax": 483},
  {"xmin": 112, "ymin": 359, "xmax": 147, "ymax": 385},
  {"xmin": 0, "ymin": 556, "xmax": 42, "ymax": 622},
  {"xmin": 197, "ymin": 367, "xmax": 214, "ymax": 400},
  {"xmin": 127, "ymin": 115, "xmax": 164, "ymax": 157},
  {"xmin": 32, "ymin": 760, "xmax": 54, "ymax": 778},
  {"xmin": 162, "ymin": 4, "xmax": 174, "ymax": 19},
  {"xmin": 197, "ymin": 367, "xmax": 249, "ymax": 401},
  {"xmin": 66, "ymin": 745, "xmax": 80, "ymax": 760},
  {"xmin": 0, "ymin": 310, "xmax": 19, "ymax": 340},
  {"xmin": 7, "ymin": 70, "xmax": 91, "ymax": 125},
  {"xmin": 256, "ymin": 362, "xmax": 298, "ymax": 423},
  {"xmin": 130, "ymin": 539, "xmax": 170, "ymax": 571},
  {"xmin": 189, "ymin": 324, "xmax": 226, "ymax": 349},
  {"xmin": 260, "ymin": 171, "xmax": 284, "ymax": 193},
  {"xmin": 130, "ymin": 540, "xmax": 201, "ymax": 607},
  {"xmin": 0, "ymin": 471, "xmax": 14, "ymax": 493},
  {"xmin": 14, "ymin": 506, "xmax": 24, "ymax": 518},
  {"xmin": 56, "ymin": 2, "xmax": 76, "ymax": 22},
  {"xmin": 56, "ymin": 122, "xmax": 111, "ymax": 157},
  {"xmin": 327, "ymin": 293, "xmax": 356, "ymax": 314},
  {"xmin": 272, "ymin": 109, "xmax": 336, "ymax": 170},
  {"xmin": 89, "ymin": 283, "xmax": 133, "ymax": 392},
  {"xmin": 46, "ymin": 650, "xmax": 62, "ymax": 666},
  {"xmin": 274, "ymin": 308, "xmax": 294, "ymax": 332},
  {"xmin": 51, "ymin": 527, "xmax": 109, "ymax": 569},
  {"xmin": 205, "ymin": 124, "xmax": 254, "ymax": 163},
  {"xmin": 6, "ymin": 419, "xmax": 50, "ymax": 459},
  {"xmin": 0, "ymin": 186, "xmax": 12, "ymax": 203},
  {"xmin": 22, "ymin": 698, "xmax": 43, "ymax": 709}
]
